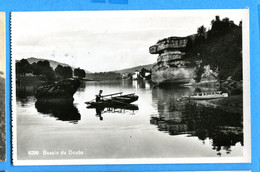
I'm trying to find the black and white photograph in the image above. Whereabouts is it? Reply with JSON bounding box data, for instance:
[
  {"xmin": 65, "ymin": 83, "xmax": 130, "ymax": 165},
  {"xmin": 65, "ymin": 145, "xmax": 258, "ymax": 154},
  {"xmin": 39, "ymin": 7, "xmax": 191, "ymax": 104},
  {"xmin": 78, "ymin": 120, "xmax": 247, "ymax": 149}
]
[
  {"xmin": 11, "ymin": 10, "xmax": 250, "ymax": 165},
  {"xmin": 0, "ymin": 12, "xmax": 5, "ymax": 162}
]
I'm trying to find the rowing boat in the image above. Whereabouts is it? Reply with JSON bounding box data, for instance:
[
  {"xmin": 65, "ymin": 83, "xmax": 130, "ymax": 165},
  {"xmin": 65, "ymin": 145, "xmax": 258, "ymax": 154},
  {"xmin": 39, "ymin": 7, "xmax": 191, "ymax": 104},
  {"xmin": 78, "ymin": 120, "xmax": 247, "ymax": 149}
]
[
  {"xmin": 85, "ymin": 92, "xmax": 139, "ymax": 107},
  {"xmin": 183, "ymin": 91, "xmax": 228, "ymax": 100}
]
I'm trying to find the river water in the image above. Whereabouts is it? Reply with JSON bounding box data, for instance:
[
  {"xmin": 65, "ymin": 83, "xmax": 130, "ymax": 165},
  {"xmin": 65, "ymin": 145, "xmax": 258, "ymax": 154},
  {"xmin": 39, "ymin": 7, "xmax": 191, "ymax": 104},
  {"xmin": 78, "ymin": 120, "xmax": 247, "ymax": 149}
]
[{"xmin": 16, "ymin": 80, "xmax": 243, "ymax": 160}]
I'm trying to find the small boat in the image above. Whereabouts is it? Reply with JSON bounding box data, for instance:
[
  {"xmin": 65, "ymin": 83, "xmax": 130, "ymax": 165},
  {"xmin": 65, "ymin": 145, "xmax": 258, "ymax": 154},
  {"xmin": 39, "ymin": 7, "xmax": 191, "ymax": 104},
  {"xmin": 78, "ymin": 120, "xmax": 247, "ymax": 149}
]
[
  {"xmin": 183, "ymin": 91, "xmax": 228, "ymax": 100},
  {"xmin": 85, "ymin": 92, "xmax": 139, "ymax": 107}
]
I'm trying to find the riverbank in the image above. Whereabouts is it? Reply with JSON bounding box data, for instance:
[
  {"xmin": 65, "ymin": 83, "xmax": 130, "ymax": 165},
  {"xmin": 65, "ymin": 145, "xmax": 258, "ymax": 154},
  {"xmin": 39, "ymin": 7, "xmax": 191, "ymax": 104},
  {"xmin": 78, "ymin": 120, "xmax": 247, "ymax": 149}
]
[
  {"xmin": 16, "ymin": 75, "xmax": 49, "ymax": 85},
  {"xmin": 207, "ymin": 95, "xmax": 243, "ymax": 114}
]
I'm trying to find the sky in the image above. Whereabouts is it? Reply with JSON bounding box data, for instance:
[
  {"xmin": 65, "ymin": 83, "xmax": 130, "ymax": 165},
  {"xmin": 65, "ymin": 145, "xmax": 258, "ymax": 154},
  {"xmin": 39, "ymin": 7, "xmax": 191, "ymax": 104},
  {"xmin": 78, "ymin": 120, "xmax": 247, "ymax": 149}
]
[
  {"xmin": 12, "ymin": 10, "xmax": 245, "ymax": 72},
  {"xmin": 0, "ymin": 12, "xmax": 5, "ymax": 77}
]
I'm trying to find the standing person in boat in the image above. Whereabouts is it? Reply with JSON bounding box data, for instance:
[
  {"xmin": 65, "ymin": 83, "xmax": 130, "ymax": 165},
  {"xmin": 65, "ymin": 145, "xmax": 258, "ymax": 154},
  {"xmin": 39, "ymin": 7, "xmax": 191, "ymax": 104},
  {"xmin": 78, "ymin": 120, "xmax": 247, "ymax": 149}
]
[{"xmin": 96, "ymin": 90, "xmax": 103, "ymax": 102}]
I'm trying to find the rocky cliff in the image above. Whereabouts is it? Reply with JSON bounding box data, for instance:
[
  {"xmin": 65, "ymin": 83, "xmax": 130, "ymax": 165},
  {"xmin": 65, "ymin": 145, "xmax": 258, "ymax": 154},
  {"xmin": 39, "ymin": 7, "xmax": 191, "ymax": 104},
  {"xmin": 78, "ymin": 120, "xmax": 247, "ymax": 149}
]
[
  {"xmin": 150, "ymin": 37, "xmax": 197, "ymax": 85},
  {"xmin": 149, "ymin": 17, "xmax": 242, "ymax": 88}
]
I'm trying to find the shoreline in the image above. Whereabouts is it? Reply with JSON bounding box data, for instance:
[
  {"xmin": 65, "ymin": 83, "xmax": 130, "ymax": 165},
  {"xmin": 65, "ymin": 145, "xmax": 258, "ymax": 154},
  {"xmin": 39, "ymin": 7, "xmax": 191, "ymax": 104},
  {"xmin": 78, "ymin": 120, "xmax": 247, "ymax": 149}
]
[{"xmin": 201, "ymin": 95, "xmax": 243, "ymax": 114}]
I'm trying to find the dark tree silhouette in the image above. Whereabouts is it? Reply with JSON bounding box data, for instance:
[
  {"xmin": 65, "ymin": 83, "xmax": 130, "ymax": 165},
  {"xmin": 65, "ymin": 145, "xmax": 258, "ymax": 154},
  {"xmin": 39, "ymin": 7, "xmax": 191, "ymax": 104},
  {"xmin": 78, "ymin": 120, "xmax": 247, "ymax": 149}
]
[
  {"xmin": 197, "ymin": 25, "xmax": 207, "ymax": 39},
  {"xmin": 31, "ymin": 60, "xmax": 55, "ymax": 80},
  {"xmin": 239, "ymin": 21, "xmax": 242, "ymax": 27},
  {"xmin": 16, "ymin": 59, "xmax": 31, "ymax": 75},
  {"xmin": 210, "ymin": 16, "xmax": 236, "ymax": 36},
  {"xmin": 74, "ymin": 68, "xmax": 86, "ymax": 78},
  {"xmin": 55, "ymin": 65, "xmax": 73, "ymax": 79},
  {"xmin": 184, "ymin": 15, "xmax": 242, "ymax": 81}
]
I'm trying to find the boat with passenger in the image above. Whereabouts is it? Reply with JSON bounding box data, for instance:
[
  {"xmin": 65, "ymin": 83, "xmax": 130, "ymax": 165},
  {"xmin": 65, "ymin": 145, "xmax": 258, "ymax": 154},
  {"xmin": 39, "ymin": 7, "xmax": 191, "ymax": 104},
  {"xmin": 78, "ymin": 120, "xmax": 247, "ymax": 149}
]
[
  {"xmin": 85, "ymin": 92, "xmax": 139, "ymax": 107},
  {"xmin": 183, "ymin": 91, "xmax": 228, "ymax": 100}
]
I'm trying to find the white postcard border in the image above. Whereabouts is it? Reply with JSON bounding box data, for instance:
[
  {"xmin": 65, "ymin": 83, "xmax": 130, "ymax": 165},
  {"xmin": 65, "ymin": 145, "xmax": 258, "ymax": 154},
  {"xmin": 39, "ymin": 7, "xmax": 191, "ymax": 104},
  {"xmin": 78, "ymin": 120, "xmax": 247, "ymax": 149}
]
[{"xmin": 11, "ymin": 9, "xmax": 251, "ymax": 165}]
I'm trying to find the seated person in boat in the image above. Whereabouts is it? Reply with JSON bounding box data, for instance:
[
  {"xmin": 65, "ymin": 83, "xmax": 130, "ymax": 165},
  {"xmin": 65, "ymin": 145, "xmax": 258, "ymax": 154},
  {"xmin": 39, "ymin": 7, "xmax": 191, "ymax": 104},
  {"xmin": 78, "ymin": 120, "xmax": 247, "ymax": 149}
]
[{"xmin": 96, "ymin": 90, "xmax": 103, "ymax": 102}]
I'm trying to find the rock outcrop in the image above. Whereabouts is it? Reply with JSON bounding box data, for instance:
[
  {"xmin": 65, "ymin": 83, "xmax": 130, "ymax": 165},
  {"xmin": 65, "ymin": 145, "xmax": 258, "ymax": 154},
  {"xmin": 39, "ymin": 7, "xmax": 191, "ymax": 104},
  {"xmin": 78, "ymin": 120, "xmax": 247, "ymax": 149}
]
[
  {"xmin": 149, "ymin": 37, "xmax": 197, "ymax": 85},
  {"xmin": 35, "ymin": 78, "xmax": 80, "ymax": 102},
  {"xmin": 152, "ymin": 63, "xmax": 196, "ymax": 85},
  {"xmin": 190, "ymin": 65, "xmax": 220, "ymax": 87}
]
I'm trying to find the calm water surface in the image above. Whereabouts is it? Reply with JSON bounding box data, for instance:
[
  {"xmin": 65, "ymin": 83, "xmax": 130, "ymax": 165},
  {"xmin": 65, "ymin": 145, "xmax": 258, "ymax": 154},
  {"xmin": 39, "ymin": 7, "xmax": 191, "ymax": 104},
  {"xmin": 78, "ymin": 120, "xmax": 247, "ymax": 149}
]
[{"xmin": 16, "ymin": 80, "xmax": 243, "ymax": 160}]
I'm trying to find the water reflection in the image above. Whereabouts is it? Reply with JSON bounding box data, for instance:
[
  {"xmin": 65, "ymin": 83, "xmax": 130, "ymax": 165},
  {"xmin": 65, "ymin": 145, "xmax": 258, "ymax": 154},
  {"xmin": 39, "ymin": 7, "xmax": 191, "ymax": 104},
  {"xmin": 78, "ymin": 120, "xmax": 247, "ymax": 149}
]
[
  {"xmin": 16, "ymin": 84, "xmax": 40, "ymax": 106},
  {"xmin": 35, "ymin": 100, "xmax": 81, "ymax": 124},
  {"xmin": 95, "ymin": 107, "xmax": 105, "ymax": 120},
  {"xmin": 16, "ymin": 80, "xmax": 243, "ymax": 158},
  {"xmin": 78, "ymin": 81, "xmax": 87, "ymax": 92},
  {"xmin": 88, "ymin": 104, "xmax": 139, "ymax": 121},
  {"xmin": 137, "ymin": 80, "xmax": 153, "ymax": 90},
  {"xmin": 151, "ymin": 86, "xmax": 243, "ymax": 156}
]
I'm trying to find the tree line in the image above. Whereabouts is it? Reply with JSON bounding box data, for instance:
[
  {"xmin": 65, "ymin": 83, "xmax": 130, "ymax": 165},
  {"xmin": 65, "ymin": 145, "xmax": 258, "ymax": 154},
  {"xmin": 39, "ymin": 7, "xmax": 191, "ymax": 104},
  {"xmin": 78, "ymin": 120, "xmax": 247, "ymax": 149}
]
[
  {"xmin": 85, "ymin": 72, "xmax": 121, "ymax": 81},
  {"xmin": 184, "ymin": 16, "xmax": 242, "ymax": 81},
  {"xmin": 16, "ymin": 59, "xmax": 86, "ymax": 80},
  {"xmin": 193, "ymin": 16, "xmax": 241, "ymax": 43}
]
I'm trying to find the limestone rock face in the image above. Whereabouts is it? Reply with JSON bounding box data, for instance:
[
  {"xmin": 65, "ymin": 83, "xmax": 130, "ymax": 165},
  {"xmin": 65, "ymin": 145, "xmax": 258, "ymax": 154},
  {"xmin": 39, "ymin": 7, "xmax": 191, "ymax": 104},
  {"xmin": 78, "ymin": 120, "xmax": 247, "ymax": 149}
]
[
  {"xmin": 200, "ymin": 65, "xmax": 218, "ymax": 82},
  {"xmin": 151, "ymin": 51, "xmax": 197, "ymax": 84},
  {"xmin": 150, "ymin": 37, "xmax": 197, "ymax": 85},
  {"xmin": 35, "ymin": 78, "xmax": 80, "ymax": 101},
  {"xmin": 151, "ymin": 66, "xmax": 196, "ymax": 85}
]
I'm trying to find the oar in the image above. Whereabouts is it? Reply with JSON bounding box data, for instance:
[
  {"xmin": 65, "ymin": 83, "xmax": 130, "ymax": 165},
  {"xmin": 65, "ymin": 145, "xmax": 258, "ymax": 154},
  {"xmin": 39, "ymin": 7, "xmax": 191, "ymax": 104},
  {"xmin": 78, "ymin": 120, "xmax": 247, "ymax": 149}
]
[
  {"xmin": 85, "ymin": 96, "xmax": 116, "ymax": 104},
  {"xmin": 85, "ymin": 98, "xmax": 96, "ymax": 104},
  {"xmin": 101, "ymin": 92, "xmax": 123, "ymax": 98}
]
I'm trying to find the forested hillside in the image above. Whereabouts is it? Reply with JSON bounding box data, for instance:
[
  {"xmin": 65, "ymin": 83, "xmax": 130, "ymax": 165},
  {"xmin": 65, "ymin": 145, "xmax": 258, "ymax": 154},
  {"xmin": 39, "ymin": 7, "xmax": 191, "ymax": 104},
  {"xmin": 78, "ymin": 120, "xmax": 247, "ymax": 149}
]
[{"xmin": 184, "ymin": 16, "xmax": 242, "ymax": 81}]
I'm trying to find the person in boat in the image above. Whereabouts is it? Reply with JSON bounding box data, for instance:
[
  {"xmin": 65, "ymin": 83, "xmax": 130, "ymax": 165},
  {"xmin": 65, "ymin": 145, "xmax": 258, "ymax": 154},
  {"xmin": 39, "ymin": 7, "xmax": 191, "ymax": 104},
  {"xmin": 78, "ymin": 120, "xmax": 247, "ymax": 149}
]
[{"xmin": 96, "ymin": 90, "xmax": 103, "ymax": 102}]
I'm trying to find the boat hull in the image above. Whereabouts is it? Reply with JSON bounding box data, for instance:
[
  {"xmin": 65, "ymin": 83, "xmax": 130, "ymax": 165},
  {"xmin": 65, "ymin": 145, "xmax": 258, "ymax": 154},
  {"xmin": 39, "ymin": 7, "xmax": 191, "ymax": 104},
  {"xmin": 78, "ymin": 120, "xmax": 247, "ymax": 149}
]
[
  {"xmin": 111, "ymin": 95, "xmax": 138, "ymax": 104},
  {"xmin": 86, "ymin": 94, "xmax": 139, "ymax": 107},
  {"xmin": 187, "ymin": 96, "xmax": 226, "ymax": 100},
  {"xmin": 186, "ymin": 93, "xmax": 228, "ymax": 100}
]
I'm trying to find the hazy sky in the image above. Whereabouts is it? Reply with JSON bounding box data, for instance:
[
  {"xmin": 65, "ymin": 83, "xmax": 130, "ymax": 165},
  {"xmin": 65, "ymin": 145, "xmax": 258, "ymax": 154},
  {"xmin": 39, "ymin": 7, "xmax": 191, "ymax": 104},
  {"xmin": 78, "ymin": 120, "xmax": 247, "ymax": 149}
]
[
  {"xmin": 0, "ymin": 12, "xmax": 5, "ymax": 77},
  {"xmin": 12, "ymin": 10, "xmax": 245, "ymax": 72}
]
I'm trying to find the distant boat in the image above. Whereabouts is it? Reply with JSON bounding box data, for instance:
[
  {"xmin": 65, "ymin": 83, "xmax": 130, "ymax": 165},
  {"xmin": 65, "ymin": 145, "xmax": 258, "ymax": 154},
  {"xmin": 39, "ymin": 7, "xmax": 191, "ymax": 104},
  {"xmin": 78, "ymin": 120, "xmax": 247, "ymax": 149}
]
[
  {"xmin": 85, "ymin": 92, "xmax": 139, "ymax": 107},
  {"xmin": 183, "ymin": 91, "xmax": 228, "ymax": 100}
]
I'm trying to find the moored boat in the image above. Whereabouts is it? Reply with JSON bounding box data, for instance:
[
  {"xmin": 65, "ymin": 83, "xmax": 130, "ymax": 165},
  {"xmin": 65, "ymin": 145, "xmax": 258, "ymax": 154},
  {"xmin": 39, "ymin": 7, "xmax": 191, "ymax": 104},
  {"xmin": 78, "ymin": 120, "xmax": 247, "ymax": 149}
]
[{"xmin": 183, "ymin": 91, "xmax": 228, "ymax": 100}]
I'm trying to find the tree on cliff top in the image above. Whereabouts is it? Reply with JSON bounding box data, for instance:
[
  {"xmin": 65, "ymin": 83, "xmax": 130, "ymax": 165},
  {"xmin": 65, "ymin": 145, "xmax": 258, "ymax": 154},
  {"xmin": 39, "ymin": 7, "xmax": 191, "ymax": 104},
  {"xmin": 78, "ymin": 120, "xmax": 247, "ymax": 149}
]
[
  {"xmin": 55, "ymin": 65, "xmax": 73, "ymax": 79},
  {"xmin": 197, "ymin": 25, "xmax": 207, "ymax": 40},
  {"xmin": 209, "ymin": 16, "xmax": 237, "ymax": 36},
  {"xmin": 74, "ymin": 68, "xmax": 86, "ymax": 78},
  {"xmin": 185, "ymin": 16, "xmax": 242, "ymax": 81}
]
